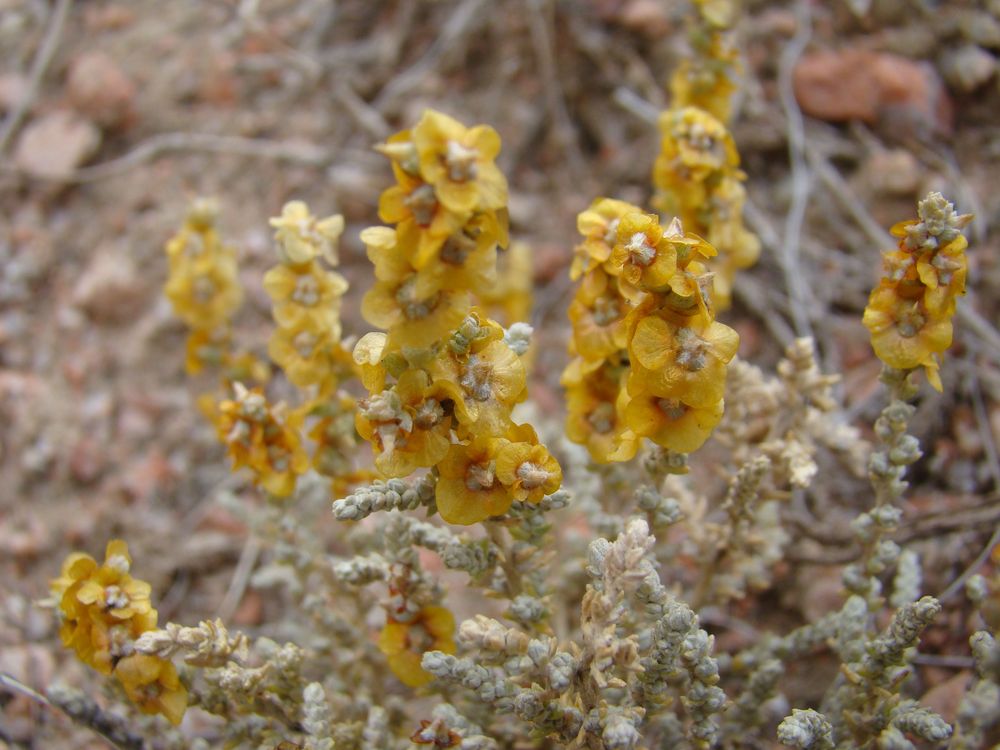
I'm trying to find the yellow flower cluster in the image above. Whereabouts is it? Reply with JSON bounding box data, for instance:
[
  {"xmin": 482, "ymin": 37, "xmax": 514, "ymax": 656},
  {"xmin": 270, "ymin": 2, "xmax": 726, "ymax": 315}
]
[
  {"xmin": 264, "ymin": 201, "xmax": 352, "ymax": 395},
  {"xmin": 564, "ymin": 201, "xmax": 739, "ymax": 463},
  {"xmin": 213, "ymin": 382, "xmax": 310, "ymax": 498},
  {"xmin": 651, "ymin": 107, "xmax": 759, "ymax": 310},
  {"xmin": 354, "ymin": 110, "xmax": 561, "ymax": 525},
  {"xmin": 164, "ymin": 199, "xmax": 245, "ymax": 376},
  {"xmin": 669, "ymin": 0, "xmax": 742, "ymax": 124},
  {"xmin": 862, "ymin": 192, "xmax": 972, "ymax": 391},
  {"xmin": 202, "ymin": 201, "xmax": 364, "ymax": 498},
  {"xmin": 51, "ymin": 541, "xmax": 187, "ymax": 726}
]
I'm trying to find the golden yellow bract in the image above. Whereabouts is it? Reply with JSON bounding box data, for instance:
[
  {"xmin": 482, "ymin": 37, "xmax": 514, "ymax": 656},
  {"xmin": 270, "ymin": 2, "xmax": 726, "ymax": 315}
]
[
  {"xmin": 573, "ymin": 198, "xmax": 639, "ymax": 281},
  {"xmin": 263, "ymin": 262, "xmax": 348, "ymax": 333},
  {"xmin": 628, "ymin": 316, "xmax": 739, "ymax": 408},
  {"xmin": 436, "ymin": 437, "xmax": 513, "ymax": 524},
  {"xmin": 356, "ymin": 369, "xmax": 453, "ymax": 478},
  {"xmin": 269, "ymin": 200, "xmax": 345, "ymax": 267},
  {"xmin": 114, "ymin": 654, "xmax": 189, "ymax": 727},
  {"xmin": 624, "ymin": 389, "xmax": 725, "ymax": 454},
  {"xmin": 609, "ymin": 212, "xmax": 679, "ymax": 294},
  {"xmin": 567, "ymin": 268, "xmax": 630, "ymax": 363},
  {"xmin": 378, "ymin": 606, "xmax": 456, "ymax": 688},
  {"xmin": 163, "ymin": 240, "xmax": 242, "ymax": 330},
  {"xmin": 651, "ymin": 107, "xmax": 758, "ymax": 312},
  {"xmin": 214, "ymin": 384, "xmax": 310, "ymax": 498},
  {"xmin": 412, "ymin": 110, "xmax": 507, "ymax": 214},
  {"xmin": 495, "ymin": 424, "xmax": 563, "ymax": 504},
  {"xmin": 565, "ymin": 378, "xmax": 638, "ymax": 464},
  {"xmin": 431, "ymin": 339, "xmax": 527, "ymax": 436}
]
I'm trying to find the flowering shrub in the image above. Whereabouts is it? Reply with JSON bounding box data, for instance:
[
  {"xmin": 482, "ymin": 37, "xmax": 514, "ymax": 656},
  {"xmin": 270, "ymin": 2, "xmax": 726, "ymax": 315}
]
[{"xmin": 40, "ymin": 7, "xmax": 1000, "ymax": 750}]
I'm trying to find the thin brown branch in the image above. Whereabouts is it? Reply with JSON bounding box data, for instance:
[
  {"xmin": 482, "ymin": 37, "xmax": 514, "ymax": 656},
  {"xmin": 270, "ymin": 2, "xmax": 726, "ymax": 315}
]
[
  {"xmin": 0, "ymin": 674, "xmax": 147, "ymax": 750},
  {"xmin": 775, "ymin": 0, "xmax": 815, "ymax": 340},
  {"xmin": 1, "ymin": 132, "xmax": 335, "ymax": 183},
  {"xmin": 217, "ymin": 535, "xmax": 261, "ymax": 622}
]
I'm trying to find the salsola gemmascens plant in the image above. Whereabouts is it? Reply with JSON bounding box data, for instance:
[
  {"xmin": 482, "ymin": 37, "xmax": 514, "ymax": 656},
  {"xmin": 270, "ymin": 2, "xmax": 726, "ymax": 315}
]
[{"xmin": 43, "ymin": 8, "xmax": 997, "ymax": 750}]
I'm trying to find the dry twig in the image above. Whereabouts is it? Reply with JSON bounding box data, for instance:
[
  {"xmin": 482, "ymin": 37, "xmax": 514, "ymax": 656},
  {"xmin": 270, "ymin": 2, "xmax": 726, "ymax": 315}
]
[
  {"xmin": 775, "ymin": 0, "xmax": 814, "ymax": 340},
  {"xmin": 0, "ymin": 0, "xmax": 73, "ymax": 156},
  {"xmin": 2, "ymin": 132, "xmax": 334, "ymax": 183},
  {"xmin": 217, "ymin": 535, "xmax": 262, "ymax": 622}
]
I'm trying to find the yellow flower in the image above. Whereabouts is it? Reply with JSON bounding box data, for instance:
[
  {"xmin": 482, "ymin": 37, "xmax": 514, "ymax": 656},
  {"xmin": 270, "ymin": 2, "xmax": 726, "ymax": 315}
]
[
  {"xmin": 51, "ymin": 541, "xmax": 158, "ymax": 675},
  {"xmin": 164, "ymin": 200, "xmax": 225, "ymax": 273},
  {"xmin": 379, "ymin": 166, "xmax": 465, "ymax": 268},
  {"xmin": 567, "ymin": 268, "xmax": 630, "ymax": 362},
  {"xmin": 608, "ymin": 212, "xmax": 678, "ymax": 295},
  {"xmin": 214, "ymin": 385, "xmax": 310, "ymax": 497},
  {"xmin": 184, "ymin": 327, "xmax": 229, "ymax": 375},
  {"xmin": 164, "ymin": 227, "xmax": 215, "ymax": 272},
  {"xmin": 668, "ymin": 33, "xmax": 739, "ymax": 123},
  {"xmin": 862, "ymin": 286, "xmax": 950, "ymax": 392},
  {"xmin": 655, "ymin": 107, "xmax": 739, "ymax": 183},
  {"xmin": 628, "ymin": 315, "xmax": 739, "ymax": 407},
  {"xmin": 223, "ymin": 350, "xmax": 272, "ymax": 388},
  {"xmin": 363, "ymin": 280, "xmax": 470, "ymax": 353},
  {"xmin": 436, "ymin": 438, "xmax": 515, "ymax": 524},
  {"xmin": 267, "ymin": 317, "xmax": 338, "ymax": 389},
  {"xmin": 707, "ymin": 234, "xmax": 760, "ymax": 312},
  {"xmin": 624, "ymin": 389, "xmax": 724, "ymax": 453},
  {"xmin": 355, "ymin": 370, "xmax": 452, "ymax": 478},
  {"xmin": 863, "ymin": 193, "xmax": 972, "ymax": 390},
  {"xmin": 263, "ymin": 262, "xmax": 348, "ymax": 333},
  {"xmin": 400, "ymin": 211, "xmax": 503, "ymax": 298},
  {"xmin": 494, "ymin": 424, "xmax": 562, "ymax": 503},
  {"xmin": 114, "ymin": 654, "xmax": 188, "ymax": 726},
  {"xmin": 565, "ymin": 378, "xmax": 639, "ymax": 464},
  {"xmin": 360, "ymin": 227, "xmax": 471, "ymax": 350},
  {"xmin": 573, "ymin": 198, "xmax": 642, "ymax": 280},
  {"xmin": 913, "ymin": 237, "xmax": 968, "ymax": 317},
  {"xmin": 361, "ymin": 225, "xmax": 417, "ymax": 283},
  {"xmin": 164, "ymin": 252, "xmax": 243, "ymax": 330},
  {"xmin": 412, "ymin": 110, "xmax": 508, "ymax": 214},
  {"xmin": 431, "ymin": 338, "xmax": 526, "ymax": 436},
  {"xmin": 375, "ymin": 128, "xmax": 420, "ymax": 177},
  {"xmin": 270, "ymin": 200, "xmax": 345, "ymax": 266},
  {"xmin": 306, "ymin": 392, "xmax": 359, "ymax": 479},
  {"xmin": 353, "ymin": 332, "xmax": 389, "ymax": 392},
  {"xmin": 378, "ymin": 606, "xmax": 456, "ymax": 688},
  {"xmin": 479, "ymin": 240, "xmax": 533, "ymax": 325}
]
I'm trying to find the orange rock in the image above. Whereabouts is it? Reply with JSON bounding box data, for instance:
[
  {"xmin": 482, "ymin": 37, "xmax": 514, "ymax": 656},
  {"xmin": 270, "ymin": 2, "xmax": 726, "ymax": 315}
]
[
  {"xmin": 120, "ymin": 449, "xmax": 177, "ymax": 502},
  {"xmin": 71, "ymin": 248, "xmax": 147, "ymax": 324},
  {"xmin": 14, "ymin": 111, "xmax": 101, "ymax": 180},
  {"xmin": 0, "ymin": 73, "xmax": 28, "ymax": 114},
  {"xmin": 232, "ymin": 589, "xmax": 265, "ymax": 626},
  {"xmin": 793, "ymin": 49, "xmax": 951, "ymax": 134},
  {"xmin": 618, "ymin": 0, "xmax": 672, "ymax": 37},
  {"xmin": 794, "ymin": 49, "xmax": 882, "ymax": 122},
  {"xmin": 68, "ymin": 436, "xmax": 106, "ymax": 485},
  {"xmin": 921, "ymin": 670, "xmax": 972, "ymax": 723},
  {"xmin": 67, "ymin": 51, "xmax": 136, "ymax": 129}
]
